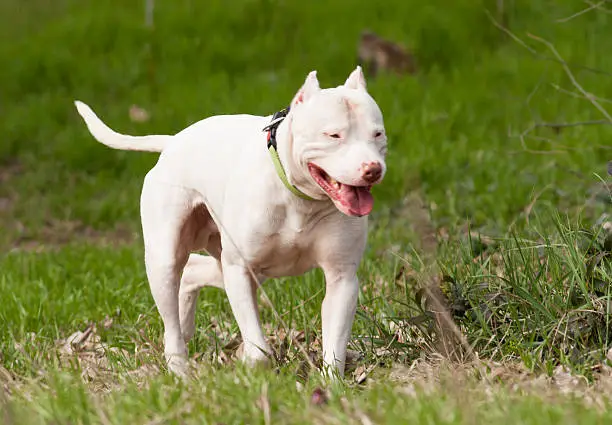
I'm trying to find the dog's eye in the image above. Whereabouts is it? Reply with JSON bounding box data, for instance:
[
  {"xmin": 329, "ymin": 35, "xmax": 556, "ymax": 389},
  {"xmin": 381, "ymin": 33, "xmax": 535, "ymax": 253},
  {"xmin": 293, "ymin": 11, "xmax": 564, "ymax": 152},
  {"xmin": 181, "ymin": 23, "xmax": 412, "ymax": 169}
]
[
  {"xmin": 326, "ymin": 133, "xmax": 342, "ymax": 139},
  {"xmin": 374, "ymin": 131, "xmax": 384, "ymax": 138}
]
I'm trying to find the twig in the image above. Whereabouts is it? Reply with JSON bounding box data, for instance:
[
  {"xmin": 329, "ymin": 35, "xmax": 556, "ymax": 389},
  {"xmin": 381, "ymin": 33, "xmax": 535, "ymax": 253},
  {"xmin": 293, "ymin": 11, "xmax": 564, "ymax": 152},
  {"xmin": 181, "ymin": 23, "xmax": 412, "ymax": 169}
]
[
  {"xmin": 527, "ymin": 33, "xmax": 612, "ymax": 123},
  {"xmin": 523, "ymin": 184, "xmax": 553, "ymax": 225},
  {"xmin": 507, "ymin": 175, "xmax": 556, "ymax": 231},
  {"xmin": 486, "ymin": 10, "xmax": 612, "ymax": 76},
  {"xmin": 520, "ymin": 92, "xmax": 612, "ymax": 152},
  {"xmin": 525, "ymin": 76, "xmax": 545, "ymax": 118},
  {"xmin": 526, "ymin": 135, "xmax": 576, "ymax": 151},
  {"xmin": 532, "ymin": 120, "xmax": 612, "ymax": 129},
  {"xmin": 585, "ymin": 0, "xmax": 612, "ymax": 14},
  {"xmin": 485, "ymin": 9, "xmax": 536, "ymax": 54},
  {"xmin": 515, "ymin": 130, "xmax": 568, "ymax": 155},
  {"xmin": 513, "ymin": 54, "xmax": 612, "ymax": 156},
  {"xmin": 556, "ymin": 1, "xmax": 605, "ymax": 23},
  {"xmin": 550, "ymin": 84, "xmax": 612, "ymax": 104}
]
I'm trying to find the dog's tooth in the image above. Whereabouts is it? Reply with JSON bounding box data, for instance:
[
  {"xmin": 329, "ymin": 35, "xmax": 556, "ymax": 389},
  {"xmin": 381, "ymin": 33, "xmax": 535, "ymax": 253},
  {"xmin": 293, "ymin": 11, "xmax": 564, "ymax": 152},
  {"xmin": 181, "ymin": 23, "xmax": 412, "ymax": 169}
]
[{"xmin": 327, "ymin": 177, "xmax": 341, "ymax": 190}]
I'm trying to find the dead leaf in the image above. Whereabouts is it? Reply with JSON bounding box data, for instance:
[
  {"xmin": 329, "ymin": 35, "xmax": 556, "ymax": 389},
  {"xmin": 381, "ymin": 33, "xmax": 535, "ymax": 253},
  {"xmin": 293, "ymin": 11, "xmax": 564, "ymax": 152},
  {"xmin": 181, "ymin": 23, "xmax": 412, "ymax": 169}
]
[
  {"xmin": 102, "ymin": 315, "xmax": 114, "ymax": 330},
  {"xmin": 353, "ymin": 364, "xmax": 373, "ymax": 385}
]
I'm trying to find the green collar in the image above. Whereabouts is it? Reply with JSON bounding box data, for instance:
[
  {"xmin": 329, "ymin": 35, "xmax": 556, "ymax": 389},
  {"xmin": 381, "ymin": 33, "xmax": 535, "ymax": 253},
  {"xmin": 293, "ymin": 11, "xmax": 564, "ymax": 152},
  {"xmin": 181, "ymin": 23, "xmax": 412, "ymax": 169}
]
[
  {"xmin": 267, "ymin": 145, "xmax": 315, "ymax": 201},
  {"xmin": 264, "ymin": 108, "xmax": 315, "ymax": 201}
]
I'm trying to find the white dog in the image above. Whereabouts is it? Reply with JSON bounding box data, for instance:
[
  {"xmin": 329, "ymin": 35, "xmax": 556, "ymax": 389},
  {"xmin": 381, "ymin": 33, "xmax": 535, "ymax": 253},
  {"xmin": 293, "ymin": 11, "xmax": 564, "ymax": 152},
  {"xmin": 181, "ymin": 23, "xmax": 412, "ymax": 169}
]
[{"xmin": 74, "ymin": 66, "xmax": 387, "ymax": 377}]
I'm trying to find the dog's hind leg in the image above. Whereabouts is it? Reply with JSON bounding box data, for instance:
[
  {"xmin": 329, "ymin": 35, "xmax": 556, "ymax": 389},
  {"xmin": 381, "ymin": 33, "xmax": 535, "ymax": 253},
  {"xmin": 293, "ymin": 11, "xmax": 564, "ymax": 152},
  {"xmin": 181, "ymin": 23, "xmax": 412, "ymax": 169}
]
[
  {"xmin": 140, "ymin": 173, "xmax": 193, "ymax": 377},
  {"xmin": 179, "ymin": 253, "xmax": 224, "ymax": 343}
]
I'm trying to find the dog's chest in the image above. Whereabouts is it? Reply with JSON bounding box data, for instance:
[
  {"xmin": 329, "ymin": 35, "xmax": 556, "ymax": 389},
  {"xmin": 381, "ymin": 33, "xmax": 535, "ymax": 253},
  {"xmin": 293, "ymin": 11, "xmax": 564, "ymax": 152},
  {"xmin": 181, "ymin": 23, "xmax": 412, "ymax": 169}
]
[{"xmin": 249, "ymin": 205, "xmax": 323, "ymax": 278}]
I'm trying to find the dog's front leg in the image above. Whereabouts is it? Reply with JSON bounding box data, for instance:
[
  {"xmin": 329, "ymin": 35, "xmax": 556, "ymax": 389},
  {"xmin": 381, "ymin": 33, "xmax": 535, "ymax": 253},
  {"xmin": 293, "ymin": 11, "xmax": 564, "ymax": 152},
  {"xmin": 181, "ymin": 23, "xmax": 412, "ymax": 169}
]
[
  {"xmin": 222, "ymin": 262, "xmax": 272, "ymax": 364},
  {"xmin": 320, "ymin": 265, "xmax": 359, "ymax": 378}
]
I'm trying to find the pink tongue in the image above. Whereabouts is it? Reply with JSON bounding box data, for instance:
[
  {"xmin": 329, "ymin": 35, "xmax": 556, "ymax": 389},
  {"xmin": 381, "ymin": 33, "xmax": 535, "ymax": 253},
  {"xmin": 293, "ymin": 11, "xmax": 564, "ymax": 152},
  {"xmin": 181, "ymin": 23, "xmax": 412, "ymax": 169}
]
[{"xmin": 337, "ymin": 184, "xmax": 374, "ymax": 216}]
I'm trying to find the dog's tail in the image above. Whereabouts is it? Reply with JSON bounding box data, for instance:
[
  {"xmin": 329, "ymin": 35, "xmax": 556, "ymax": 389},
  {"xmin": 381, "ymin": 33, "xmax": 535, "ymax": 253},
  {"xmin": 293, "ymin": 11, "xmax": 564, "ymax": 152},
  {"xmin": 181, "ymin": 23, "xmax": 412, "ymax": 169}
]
[{"xmin": 74, "ymin": 101, "xmax": 173, "ymax": 152}]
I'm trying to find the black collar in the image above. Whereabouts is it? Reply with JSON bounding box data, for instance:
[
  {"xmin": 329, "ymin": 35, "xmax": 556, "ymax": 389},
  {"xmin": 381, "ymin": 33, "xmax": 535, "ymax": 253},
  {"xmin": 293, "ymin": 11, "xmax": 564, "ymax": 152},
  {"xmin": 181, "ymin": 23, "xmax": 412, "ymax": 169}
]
[
  {"xmin": 262, "ymin": 106, "xmax": 290, "ymax": 150},
  {"xmin": 261, "ymin": 106, "xmax": 315, "ymax": 201}
]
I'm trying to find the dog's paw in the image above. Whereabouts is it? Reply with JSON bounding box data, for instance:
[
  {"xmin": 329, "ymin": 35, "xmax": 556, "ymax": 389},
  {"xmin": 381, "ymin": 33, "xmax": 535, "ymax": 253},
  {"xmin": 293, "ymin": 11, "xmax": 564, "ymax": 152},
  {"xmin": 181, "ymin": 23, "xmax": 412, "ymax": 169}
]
[
  {"xmin": 238, "ymin": 341, "xmax": 273, "ymax": 367},
  {"xmin": 165, "ymin": 352, "xmax": 190, "ymax": 378}
]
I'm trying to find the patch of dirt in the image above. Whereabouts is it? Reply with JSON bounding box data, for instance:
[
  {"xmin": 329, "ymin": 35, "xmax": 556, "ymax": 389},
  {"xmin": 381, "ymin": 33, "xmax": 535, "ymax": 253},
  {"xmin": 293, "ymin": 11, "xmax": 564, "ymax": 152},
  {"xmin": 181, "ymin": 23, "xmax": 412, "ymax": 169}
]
[
  {"xmin": 7, "ymin": 318, "xmax": 360, "ymax": 394},
  {"xmin": 9, "ymin": 219, "xmax": 138, "ymax": 253},
  {"xmin": 0, "ymin": 159, "xmax": 138, "ymax": 252},
  {"xmin": 388, "ymin": 356, "xmax": 612, "ymax": 411},
  {"xmin": 4, "ymin": 320, "xmax": 326, "ymax": 395},
  {"xmin": 0, "ymin": 160, "xmax": 23, "ymax": 184},
  {"xmin": 6, "ymin": 317, "xmax": 612, "ymax": 411}
]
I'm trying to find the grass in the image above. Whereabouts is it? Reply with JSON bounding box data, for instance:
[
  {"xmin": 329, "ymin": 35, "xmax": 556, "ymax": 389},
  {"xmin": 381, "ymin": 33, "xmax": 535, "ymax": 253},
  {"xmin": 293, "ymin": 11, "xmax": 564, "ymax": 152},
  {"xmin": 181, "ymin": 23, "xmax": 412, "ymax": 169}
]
[
  {"xmin": 6, "ymin": 363, "xmax": 612, "ymax": 425},
  {"xmin": 1, "ymin": 0, "xmax": 611, "ymax": 423}
]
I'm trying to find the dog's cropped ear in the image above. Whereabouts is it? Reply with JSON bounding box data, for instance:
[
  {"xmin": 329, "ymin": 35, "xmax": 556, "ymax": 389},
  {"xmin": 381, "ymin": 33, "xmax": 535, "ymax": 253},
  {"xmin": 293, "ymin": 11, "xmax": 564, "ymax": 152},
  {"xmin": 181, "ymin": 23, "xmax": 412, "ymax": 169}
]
[
  {"xmin": 344, "ymin": 66, "xmax": 367, "ymax": 91},
  {"xmin": 291, "ymin": 71, "xmax": 320, "ymax": 107}
]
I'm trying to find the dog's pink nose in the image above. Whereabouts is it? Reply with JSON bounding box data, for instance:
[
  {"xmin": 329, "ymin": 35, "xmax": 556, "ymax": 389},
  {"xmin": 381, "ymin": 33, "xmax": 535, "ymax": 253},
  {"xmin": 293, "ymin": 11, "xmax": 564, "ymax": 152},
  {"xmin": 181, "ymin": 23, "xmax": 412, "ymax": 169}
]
[{"xmin": 361, "ymin": 161, "xmax": 382, "ymax": 184}]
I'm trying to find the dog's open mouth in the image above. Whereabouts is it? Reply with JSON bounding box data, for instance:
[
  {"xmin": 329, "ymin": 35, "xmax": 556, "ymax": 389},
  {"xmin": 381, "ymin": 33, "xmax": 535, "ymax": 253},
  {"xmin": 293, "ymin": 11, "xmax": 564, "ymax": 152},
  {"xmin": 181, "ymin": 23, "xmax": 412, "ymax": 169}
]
[{"xmin": 308, "ymin": 163, "xmax": 374, "ymax": 217}]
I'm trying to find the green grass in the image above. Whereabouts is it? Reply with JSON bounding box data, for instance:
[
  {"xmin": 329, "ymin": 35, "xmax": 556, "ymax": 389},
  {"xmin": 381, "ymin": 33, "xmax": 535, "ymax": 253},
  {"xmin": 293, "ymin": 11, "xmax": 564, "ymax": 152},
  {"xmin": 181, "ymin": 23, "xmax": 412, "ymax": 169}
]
[
  {"xmin": 1, "ymin": 0, "xmax": 611, "ymax": 423},
  {"xmin": 5, "ymin": 364, "xmax": 612, "ymax": 425}
]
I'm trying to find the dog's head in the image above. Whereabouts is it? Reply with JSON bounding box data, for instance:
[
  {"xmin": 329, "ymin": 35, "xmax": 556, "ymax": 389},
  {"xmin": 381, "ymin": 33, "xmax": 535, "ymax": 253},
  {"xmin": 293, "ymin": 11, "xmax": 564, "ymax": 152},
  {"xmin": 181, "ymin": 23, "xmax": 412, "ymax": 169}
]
[{"xmin": 286, "ymin": 67, "xmax": 387, "ymax": 217}]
